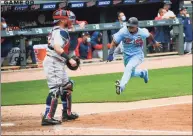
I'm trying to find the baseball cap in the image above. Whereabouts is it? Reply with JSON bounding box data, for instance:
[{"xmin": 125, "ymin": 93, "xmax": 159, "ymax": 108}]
[
  {"xmin": 164, "ymin": 0, "xmax": 172, "ymax": 5},
  {"xmin": 127, "ymin": 17, "xmax": 138, "ymax": 27},
  {"xmin": 1, "ymin": 17, "xmax": 6, "ymax": 22},
  {"xmin": 179, "ymin": 6, "xmax": 187, "ymax": 11}
]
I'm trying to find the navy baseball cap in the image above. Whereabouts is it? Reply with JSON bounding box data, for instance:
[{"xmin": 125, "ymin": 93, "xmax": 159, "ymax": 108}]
[
  {"xmin": 1, "ymin": 17, "xmax": 6, "ymax": 22},
  {"xmin": 127, "ymin": 17, "xmax": 138, "ymax": 27},
  {"xmin": 164, "ymin": 0, "xmax": 172, "ymax": 5},
  {"xmin": 179, "ymin": 6, "xmax": 187, "ymax": 11}
]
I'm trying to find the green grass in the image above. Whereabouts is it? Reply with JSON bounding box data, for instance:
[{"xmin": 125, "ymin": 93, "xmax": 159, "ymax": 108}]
[{"xmin": 1, "ymin": 66, "xmax": 192, "ymax": 106}]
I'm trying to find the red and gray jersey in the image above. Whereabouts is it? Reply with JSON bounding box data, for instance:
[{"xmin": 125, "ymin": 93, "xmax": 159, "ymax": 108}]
[{"xmin": 47, "ymin": 26, "xmax": 70, "ymax": 61}]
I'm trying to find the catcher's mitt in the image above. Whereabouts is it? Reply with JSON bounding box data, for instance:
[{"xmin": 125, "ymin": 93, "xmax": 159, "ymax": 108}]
[{"xmin": 66, "ymin": 56, "xmax": 80, "ymax": 71}]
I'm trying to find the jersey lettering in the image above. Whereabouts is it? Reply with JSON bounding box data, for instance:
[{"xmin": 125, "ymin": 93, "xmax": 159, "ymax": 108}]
[{"xmin": 123, "ymin": 36, "xmax": 143, "ymax": 46}]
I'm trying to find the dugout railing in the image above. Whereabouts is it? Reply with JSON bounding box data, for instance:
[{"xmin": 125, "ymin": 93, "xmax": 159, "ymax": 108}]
[{"xmin": 1, "ymin": 19, "xmax": 184, "ymax": 69}]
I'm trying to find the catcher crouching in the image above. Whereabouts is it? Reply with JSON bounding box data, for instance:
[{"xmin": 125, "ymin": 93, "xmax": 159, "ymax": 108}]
[{"xmin": 41, "ymin": 9, "xmax": 80, "ymax": 126}]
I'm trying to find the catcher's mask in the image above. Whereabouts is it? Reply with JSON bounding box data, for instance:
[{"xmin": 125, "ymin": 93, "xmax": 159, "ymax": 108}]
[{"xmin": 53, "ymin": 9, "xmax": 76, "ymax": 27}]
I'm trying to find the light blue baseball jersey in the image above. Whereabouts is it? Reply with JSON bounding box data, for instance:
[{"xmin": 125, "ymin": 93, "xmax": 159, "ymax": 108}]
[{"xmin": 113, "ymin": 26, "xmax": 150, "ymax": 56}]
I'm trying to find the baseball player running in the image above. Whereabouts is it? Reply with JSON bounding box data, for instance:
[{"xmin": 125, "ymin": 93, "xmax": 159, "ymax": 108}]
[
  {"xmin": 41, "ymin": 9, "xmax": 80, "ymax": 126},
  {"xmin": 107, "ymin": 17, "xmax": 161, "ymax": 95}
]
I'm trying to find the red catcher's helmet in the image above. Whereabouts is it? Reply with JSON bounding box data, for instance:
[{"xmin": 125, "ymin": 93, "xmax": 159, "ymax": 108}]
[{"xmin": 53, "ymin": 9, "xmax": 76, "ymax": 27}]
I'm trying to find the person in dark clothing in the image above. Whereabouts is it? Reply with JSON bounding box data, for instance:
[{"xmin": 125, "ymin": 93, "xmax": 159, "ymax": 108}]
[
  {"xmin": 177, "ymin": 6, "xmax": 193, "ymax": 54},
  {"xmin": 25, "ymin": 39, "xmax": 37, "ymax": 64},
  {"xmin": 91, "ymin": 31, "xmax": 110, "ymax": 58},
  {"xmin": 154, "ymin": 8, "xmax": 171, "ymax": 52},
  {"xmin": 68, "ymin": 16, "xmax": 88, "ymax": 56},
  {"xmin": 75, "ymin": 32, "xmax": 92, "ymax": 59}
]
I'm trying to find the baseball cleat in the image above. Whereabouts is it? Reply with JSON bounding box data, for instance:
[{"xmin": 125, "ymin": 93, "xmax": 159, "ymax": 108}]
[
  {"xmin": 115, "ymin": 80, "xmax": 122, "ymax": 95},
  {"xmin": 62, "ymin": 110, "xmax": 79, "ymax": 121},
  {"xmin": 143, "ymin": 69, "xmax": 149, "ymax": 83},
  {"xmin": 41, "ymin": 115, "xmax": 62, "ymax": 126}
]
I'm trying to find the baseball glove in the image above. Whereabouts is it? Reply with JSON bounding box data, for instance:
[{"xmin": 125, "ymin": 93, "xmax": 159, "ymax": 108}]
[{"xmin": 66, "ymin": 56, "xmax": 80, "ymax": 71}]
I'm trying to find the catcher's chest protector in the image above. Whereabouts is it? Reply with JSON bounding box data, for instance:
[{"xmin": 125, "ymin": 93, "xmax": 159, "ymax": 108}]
[
  {"xmin": 49, "ymin": 26, "xmax": 70, "ymax": 51},
  {"xmin": 47, "ymin": 26, "xmax": 71, "ymax": 60}
]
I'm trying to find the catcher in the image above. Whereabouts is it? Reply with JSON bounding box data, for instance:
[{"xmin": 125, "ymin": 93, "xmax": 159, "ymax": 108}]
[{"xmin": 42, "ymin": 9, "xmax": 80, "ymax": 126}]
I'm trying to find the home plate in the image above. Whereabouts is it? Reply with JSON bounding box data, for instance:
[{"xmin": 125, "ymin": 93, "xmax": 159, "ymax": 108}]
[{"xmin": 1, "ymin": 122, "xmax": 15, "ymax": 127}]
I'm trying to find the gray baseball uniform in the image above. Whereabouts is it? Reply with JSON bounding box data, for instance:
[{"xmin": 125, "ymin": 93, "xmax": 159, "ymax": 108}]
[{"xmin": 43, "ymin": 26, "xmax": 70, "ymax": 93}]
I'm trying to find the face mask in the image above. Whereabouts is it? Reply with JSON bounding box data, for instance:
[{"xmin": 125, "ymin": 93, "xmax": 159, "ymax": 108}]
[
  {"xmin": 121, "ymin": 16, "xmax": 126, "ymax": 21},
  {"xmin": 86, "ymin": 37, "xmax": 91, "ymax": 43},
  {"xmin": 2, "ymin": 23, "xmax": 7, "ymax": 28},
  {"xmin": 28, "ymin": 41, "xmax": 32, "ymax": 46}
]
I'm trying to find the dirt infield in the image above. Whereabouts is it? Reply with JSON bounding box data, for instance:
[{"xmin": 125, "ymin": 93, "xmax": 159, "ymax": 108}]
[
  {"xmin": 1, "ymin": 96, "xmax": 192, "ymax": 135},
  {"xmin": 1, "ymin": 55, "xmax": 193, "ymax": 135}
]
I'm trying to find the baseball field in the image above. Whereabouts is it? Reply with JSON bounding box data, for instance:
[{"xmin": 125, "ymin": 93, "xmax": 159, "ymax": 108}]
[{"xmin": 1, "ymin": 55, "xmax": 192, "ymax": 135}]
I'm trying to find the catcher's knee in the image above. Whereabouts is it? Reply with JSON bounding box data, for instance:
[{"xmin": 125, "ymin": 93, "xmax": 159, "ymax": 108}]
[
  {"xmin": 60, "ymin": 80, "xmax": 74, "ymax": 101},
  {"xmin": 47, "ymin": 87, "xmax": 60, "ymax": 102},
  {"xmin": 62, "ymin": 80, "xmax": 74, "ymax": 91}
]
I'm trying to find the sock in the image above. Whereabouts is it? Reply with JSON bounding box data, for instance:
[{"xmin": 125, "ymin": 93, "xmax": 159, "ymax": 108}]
[
  {"xmin": 61, "ymin": 92, "xmax": 67, "ymax": 111},
  {"xmin": 44, "ymin": 93, "xmax": 52, "ymax": 117},
  {"xmin": 45, "ymin": 105, "xmax": 50, "ymax": 116},
  {"xmin": 62, "ymin": 101, "xmax": 67, "ymax": 111}
]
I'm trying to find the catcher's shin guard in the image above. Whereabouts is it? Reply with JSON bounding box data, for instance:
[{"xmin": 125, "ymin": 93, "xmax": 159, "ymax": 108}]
[
  {"xmin": 66, "ymin": 93, "xmax": 72, "ymax": 115},
  {"xmin": 60, "ymin": 80, "xmax": 74, "ymax": 111},
  {"xmin": 61, "ymin": 80, "xmax": 79, "ymax": 121},
  {"xmin": 46, "ymin": 91, "xmax": 60, "ymax": 119},
  {"xmin": 42, "ymin": 90, "xmax": 62, "ymax": 126},
  {"xmin": 62, "ymin": 93, "xmax": 79, "ymax": 121}
]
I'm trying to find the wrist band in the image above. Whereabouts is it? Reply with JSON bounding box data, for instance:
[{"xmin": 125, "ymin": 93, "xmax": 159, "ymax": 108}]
[{"xmin": 61, "ymin": 52, "xmax": 70, "ymax": 60}]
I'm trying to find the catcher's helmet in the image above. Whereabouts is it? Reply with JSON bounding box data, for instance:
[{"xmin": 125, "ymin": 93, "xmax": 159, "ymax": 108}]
[
  {"xmin": 53, "ymin": 9, "xmax": 76, "ymax": 25},
  {"xmin": 127, "ymin": 17, "xmax": 138, "ymax": 27}
]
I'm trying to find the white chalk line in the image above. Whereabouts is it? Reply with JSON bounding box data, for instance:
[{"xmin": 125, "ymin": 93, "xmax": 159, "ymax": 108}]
[
  {"xmin": 1, "ymin": 122, "xmax": 15, "ymax": 127},
  {"xmin": 53, "ymin": 126, "xmax": 192, "ymax": 135}
]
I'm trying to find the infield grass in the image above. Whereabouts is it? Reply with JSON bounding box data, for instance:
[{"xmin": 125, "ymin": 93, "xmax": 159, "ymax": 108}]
[{"xmin": 1, "ymin": 66, "xmax": 192, "ymax": 106}]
